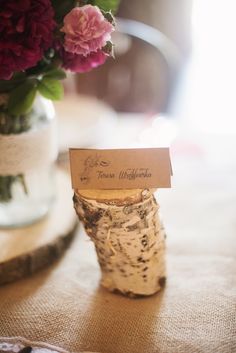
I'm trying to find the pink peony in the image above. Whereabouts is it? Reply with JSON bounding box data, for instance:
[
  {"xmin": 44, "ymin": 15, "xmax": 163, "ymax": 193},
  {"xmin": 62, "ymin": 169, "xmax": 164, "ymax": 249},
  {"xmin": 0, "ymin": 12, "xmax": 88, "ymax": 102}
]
[
  {"xmin": 0, "ymin": 0, "xmax": 55, "ymax": 80},
  {"xmin": 61, "ymin": 5, "xmax": 114, "ymax": 56},
  {"xmin": 62, "ymin": 49, "xmax": 107, "ymax": 73}
]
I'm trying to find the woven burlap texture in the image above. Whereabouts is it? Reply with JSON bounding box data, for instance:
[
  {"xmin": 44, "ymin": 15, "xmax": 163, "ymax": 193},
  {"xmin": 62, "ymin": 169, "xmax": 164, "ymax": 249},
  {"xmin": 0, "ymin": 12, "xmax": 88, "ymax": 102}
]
[{"xmin": 0, "ymin": 164, "xmax": 236, "ymax": 353}]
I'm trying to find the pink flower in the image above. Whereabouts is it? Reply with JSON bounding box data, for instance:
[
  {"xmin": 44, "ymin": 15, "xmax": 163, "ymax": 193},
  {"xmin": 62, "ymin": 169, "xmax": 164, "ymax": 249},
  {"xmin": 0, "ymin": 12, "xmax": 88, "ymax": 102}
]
[
  {"xmin": 62, "ymin": 49, "xmax": 107, "ymax": 73},
  {"xmin": 61, "ymin": 5, "xmax": 114, "ymax": 56},
  {"xmin": 0, "ymin": 0, "xmax": 55, "ymax": 80}
]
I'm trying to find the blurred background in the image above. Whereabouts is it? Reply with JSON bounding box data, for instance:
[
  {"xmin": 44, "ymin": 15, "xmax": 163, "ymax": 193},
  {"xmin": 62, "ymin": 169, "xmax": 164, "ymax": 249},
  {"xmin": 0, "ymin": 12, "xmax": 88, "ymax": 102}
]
[{"xmin": 56, "ymin": 0, "xmax": 236, "ymax": 187}]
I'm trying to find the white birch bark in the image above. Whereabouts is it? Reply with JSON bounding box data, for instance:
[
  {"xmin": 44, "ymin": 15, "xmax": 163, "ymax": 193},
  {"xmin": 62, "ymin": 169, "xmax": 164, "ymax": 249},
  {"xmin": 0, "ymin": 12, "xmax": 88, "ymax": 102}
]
[{"xmin": 74, "ymin": 189, "xmax": 166, "ymax": 297}]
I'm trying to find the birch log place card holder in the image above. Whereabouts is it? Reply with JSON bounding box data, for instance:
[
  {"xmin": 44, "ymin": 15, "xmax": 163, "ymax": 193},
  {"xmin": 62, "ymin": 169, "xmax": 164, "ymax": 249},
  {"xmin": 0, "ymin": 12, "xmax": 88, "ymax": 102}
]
[{"xmin": 70, "ymin": 148, "xmax": 172, "ymax": 297}]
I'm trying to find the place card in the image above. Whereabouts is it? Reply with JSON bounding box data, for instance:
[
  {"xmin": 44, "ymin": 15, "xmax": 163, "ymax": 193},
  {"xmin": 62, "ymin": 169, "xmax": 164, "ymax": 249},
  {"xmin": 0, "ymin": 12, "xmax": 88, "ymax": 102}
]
[{"xmin": 69, "ymin": 148, "xmax": 172, "ymax": 190}]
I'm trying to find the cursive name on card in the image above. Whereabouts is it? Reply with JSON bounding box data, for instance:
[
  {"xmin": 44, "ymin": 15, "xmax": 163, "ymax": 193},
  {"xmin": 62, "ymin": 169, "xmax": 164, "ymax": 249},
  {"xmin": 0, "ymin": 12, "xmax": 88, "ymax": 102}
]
[{"xmin": 69, "ymin": 148, "xmax": 172, "ymax": 190}]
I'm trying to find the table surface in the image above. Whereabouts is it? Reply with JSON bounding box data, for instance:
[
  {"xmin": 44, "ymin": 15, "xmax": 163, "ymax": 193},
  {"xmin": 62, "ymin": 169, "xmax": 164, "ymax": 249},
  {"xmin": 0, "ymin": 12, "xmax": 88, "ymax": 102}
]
[{"xmin": 0, "ymin": 116, "xmax": 236, "ymax": 353}]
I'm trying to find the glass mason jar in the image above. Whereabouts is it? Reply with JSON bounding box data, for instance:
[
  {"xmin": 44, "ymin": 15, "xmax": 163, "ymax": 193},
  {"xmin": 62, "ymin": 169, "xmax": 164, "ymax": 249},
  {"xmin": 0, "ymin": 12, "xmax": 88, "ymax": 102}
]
[{"xmin": 0, "ymin": 95, "xmax": 58, "ymax": 228}]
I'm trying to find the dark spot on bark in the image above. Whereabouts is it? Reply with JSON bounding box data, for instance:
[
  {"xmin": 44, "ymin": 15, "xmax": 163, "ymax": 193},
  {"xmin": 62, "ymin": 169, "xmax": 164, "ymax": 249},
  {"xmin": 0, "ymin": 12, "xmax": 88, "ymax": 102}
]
[
  {"xmin": 127, "ymin": 224, "xmax": 138, "ymax": 231},
  {"xmin": 142, "ymin": 274, "xmax": 147, "ymax": 278},
  {"xmin": 138, "ymin": 209, "xmax": 147, "ymax": 219},
  {"xmin": 84, "ymin": 209, "xmax": 104, "ymax": 227},
  {"xmin": 141, "ymin": 239, "xmax": 148, "ymax": 247},
  {"xmin": 137, "ymin": 256, "xmax": 147, "ymax": 264},
  {"xmin": 159, "ymin": 277, "xmax": 166, "ymax": 287},
  {"xmin": 143, "ymin": 267, "xmax": 148, "ymax": 271}
]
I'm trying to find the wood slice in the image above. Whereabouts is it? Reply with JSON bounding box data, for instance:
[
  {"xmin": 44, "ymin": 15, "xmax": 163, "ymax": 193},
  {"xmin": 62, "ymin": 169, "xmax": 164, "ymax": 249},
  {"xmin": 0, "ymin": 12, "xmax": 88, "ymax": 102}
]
[
  {"xmin": 0, "ymin": 169, "xmax": 78, "ymax": 285},
  {"xmin": 76, "ymin": 188, "xmax": 156, "ymax": 205}
]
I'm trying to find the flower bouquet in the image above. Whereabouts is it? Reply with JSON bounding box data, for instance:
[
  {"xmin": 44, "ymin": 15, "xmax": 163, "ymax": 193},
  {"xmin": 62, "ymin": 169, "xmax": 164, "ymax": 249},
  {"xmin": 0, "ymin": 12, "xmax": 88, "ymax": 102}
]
[{"xmin": 0, "ymin": 0, "xmax": 119, "ymax": 227}]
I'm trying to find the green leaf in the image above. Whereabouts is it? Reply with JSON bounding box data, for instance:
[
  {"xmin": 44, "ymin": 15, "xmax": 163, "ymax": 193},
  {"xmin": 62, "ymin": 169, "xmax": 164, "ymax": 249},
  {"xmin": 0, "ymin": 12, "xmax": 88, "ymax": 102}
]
[
  {"xmin": 38, "ymin": 78, "xmax": 64, "ymax": 100},
  {"xmin": 0, "ymin": 72, "xmax": 27, "ymax": 93},
  {"xmin": 94, "ymin": 0, "xmax": 120, "ymax": 13},
  {"xmin": 44, "ymin": 68, "xmax": 67, "ymax": 80},
  {"xmin": 8, "ymin": 81, "xmax": 37, "ymax": 115},
  {"xmin": 102, "ymin": 10, "xmax": 116, "ymax": 25},
  {"xmin": 103, "ymin": 41, "xmax": 115, "ymax": 58}
]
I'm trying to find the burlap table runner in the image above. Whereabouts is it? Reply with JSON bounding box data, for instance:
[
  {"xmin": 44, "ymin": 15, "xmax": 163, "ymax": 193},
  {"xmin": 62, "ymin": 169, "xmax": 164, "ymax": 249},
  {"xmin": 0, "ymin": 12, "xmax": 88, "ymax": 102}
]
[{"xmin": 0, "ymin": 162, "xmax": 236, "ymax": 353}]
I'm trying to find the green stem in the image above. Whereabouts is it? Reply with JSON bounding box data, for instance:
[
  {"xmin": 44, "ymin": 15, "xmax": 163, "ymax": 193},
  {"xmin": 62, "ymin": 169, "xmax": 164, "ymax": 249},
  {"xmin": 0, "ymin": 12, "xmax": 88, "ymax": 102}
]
[
  {"xmin": 18, "ymin": 174, "xmax": 28, "ymax": 195},
  {"xmin": 0, "ymin": 174, "xmax": 28, "ymax": 203}
]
